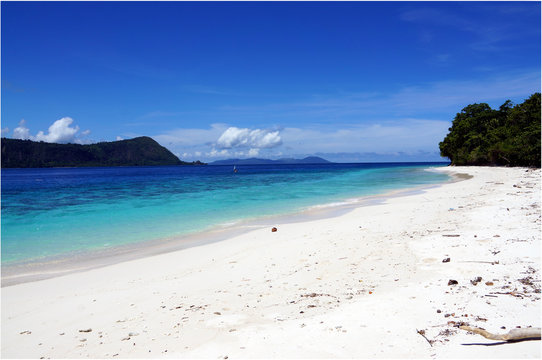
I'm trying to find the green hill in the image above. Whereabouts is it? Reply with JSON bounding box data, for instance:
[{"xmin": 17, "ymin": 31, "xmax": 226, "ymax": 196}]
[
  {"xmin": 439, "ymin": 93, "xmax": 540, "ymax": 167},
  {"xmin": 1, "ymin": 136, "xmax": 201, "ymax": 168}
]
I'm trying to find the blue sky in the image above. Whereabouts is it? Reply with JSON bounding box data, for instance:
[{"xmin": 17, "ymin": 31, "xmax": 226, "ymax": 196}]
[{"xmin": 2, "ymin": 1, "xmax": 540, "ymax": 162}]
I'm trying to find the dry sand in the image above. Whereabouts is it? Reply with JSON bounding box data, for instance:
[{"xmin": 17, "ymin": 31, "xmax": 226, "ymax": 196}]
[{"xmin": 1, "ymin": 166, "xmax": 540, "ymax": 358}]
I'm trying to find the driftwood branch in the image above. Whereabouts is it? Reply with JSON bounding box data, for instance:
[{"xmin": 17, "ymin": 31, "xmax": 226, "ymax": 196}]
[
  {"xmin": 460, "ymin": 326, "xmax": 541, "ymax": 341},
  {"xmin": 489, "ymin": 291, "xmax": 527, "ymax": 298},
  {"xmin": 416, "ymin": 329, "xmax": 433, "ymax": 347}
]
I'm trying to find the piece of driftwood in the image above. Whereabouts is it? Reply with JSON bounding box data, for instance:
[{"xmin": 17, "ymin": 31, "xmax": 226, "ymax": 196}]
[
  {"xmin": 416, "ymin": 329, "xmax": 433, "ymax": 347},
  {"xmin": 458, "ymin": 260, "xmax": 500, "ymax": 265},
  {"xmin": 490, "ymin": 291, "xmax": 527, "ymax": 298},
  {"xmin": 460, "ymin": 326, "xmax": 541, "ymax": 341}
]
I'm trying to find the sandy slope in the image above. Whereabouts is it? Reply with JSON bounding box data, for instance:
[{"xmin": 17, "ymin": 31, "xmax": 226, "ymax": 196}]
[{"xmin": 1, "ymin": 166, "xmax": 540, "ymax": 358}]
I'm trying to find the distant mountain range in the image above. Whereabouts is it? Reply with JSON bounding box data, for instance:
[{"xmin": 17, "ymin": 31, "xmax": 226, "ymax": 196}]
[
  {"xmin": 1, "ymin": 136, "xmax": 205, "ymax": 168},
  {"xmin": 209, "ymin": 156, "xmax": 331, "ymax": 165}
]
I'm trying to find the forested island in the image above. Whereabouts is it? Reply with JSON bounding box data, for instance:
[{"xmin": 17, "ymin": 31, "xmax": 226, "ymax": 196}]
[
  {"xmin": 209, "ymin": 156, "xmax": 331, "ymax": 165},
  {"xmin": 440, "ymin": 93, "xmax": 540, "ymax": 167},
  {"xmin": 1, "ymin": 136, "xmax": 204, "ymax": 168}
]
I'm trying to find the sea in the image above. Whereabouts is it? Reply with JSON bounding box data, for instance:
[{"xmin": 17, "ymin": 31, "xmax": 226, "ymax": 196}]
[{"xmin": 1, "ymin": 162, "xmax": 450, "ymax": 266}]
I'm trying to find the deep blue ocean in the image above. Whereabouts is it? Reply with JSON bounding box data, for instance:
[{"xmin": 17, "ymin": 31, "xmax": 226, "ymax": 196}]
[{"xmin": 1, "ymin": 162, "xmax": 450, "ymax": 264}]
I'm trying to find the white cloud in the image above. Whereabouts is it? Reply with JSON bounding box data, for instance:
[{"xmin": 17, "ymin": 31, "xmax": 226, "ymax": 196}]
[
  {"xmin": 152, "ymin": 118, "xmax": 451, "ymax": 162},
  {"xmin": 399, "ymin": 6, "xmax": 520, "ymax": 53},
  {"xmin": 157, "ymin": 126, "xmax": 282, "ymax": 160},
  {"xmin": 116, "ymin": 136, "xmax": 124, "ymax": 141},
  {"xmin": 150, "ymin": 68, "xmax": 538, "ymax": 162},
  {"xmin": 212, "ymin": 70, "xmax": 539, "ymax": 123},
  {"xmin": 216, "ymin": 127, "xmax": 282, "ymax": 149},
  {"xmin": 1, "ymin": 127, "xmax": 9, "ymax": 136},
  {"xmin": 153, "ymin": 123, "xmax": 227, "ymax": 148},
  {"xmin": 280, "ymin": 119, "xmax": 450, "ymax": 154},
  {"xmin": 10, "ymin": 117, "xmax": 91, "ymax": 144},
  {"xmin": 13, "ymin": 119, "xmax": 31, "ymax": 140},
  {"xmin": 208, "ymin": 148, "xmax": 230, "ymax": 158},
  {"xmin": 388, "ymin": 70, "xmax": 541, "ymax": 113},
  {"xmin": 34, "ymin": 117, "xmax": 79, "ymax": 143},
  {"xmin": 247, "ymin": 148, "xmax": 260, "ymax": 157}
]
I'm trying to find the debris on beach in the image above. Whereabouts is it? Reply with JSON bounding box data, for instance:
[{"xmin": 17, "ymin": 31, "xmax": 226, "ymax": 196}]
[
  {"xmin": 442, "ymin": 257, "xmax": 451, "ymax": 263},
  {"xmin": 448, "ymin": 279, "xmax": 458, "ymax": 286},
  {"xmin": 416, "ymin": 329, "xmax": 434, "ymax": 347},
  {"xmin": 271, "ymin": 227, "xmax": 278, "ymax": 232},
  {"xmin": 301, "ymin": 292, "xmax": 323, "ymax": 298},
  {"xmin": 438, "ymin": 328, "xmax": 458, "ymax": 338},
  {"xmin": 460, "ymin": 325, "xmax": 541, "ymax": 341}
]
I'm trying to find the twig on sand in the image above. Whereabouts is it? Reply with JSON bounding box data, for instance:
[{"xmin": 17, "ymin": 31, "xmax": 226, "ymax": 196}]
[
  {"xmin": 460, "ymin": 326, "xmax": 541, "ymax": 341},
  {"xmin": 416, "ymin": 329, "xmax": 434, "ymax": 347},
  {"xmin": 490, "ymin": 291, "xmax": 527, "ymax": 298}
]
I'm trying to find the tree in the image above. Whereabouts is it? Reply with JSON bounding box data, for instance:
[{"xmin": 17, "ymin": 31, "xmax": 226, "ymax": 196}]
[{"xmin": 439, "ymin": 93, "xmax": 541, "ymax": 167}]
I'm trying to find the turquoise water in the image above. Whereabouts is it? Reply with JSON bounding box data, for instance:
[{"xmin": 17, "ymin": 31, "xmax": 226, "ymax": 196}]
[{"xmin": 1, "ymin": 163, "xmax": 450, "ymax": 264}]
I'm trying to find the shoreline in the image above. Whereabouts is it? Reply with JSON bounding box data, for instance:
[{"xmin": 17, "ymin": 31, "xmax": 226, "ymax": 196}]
[
  {"xmin": 2, "ymin": 167, "xmax": 458, "ymax": 287},
  {"xmin": 2, "ymin": 166, "xmax": 539, "ymax": 358}
]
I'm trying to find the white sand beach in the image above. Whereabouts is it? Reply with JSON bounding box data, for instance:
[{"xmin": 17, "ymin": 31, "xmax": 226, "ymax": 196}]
[{"xmin": 1, "ymin": 166, "xmax": 540, "ymax": 358}]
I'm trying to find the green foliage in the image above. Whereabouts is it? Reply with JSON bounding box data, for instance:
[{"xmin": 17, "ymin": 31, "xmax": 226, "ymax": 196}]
[
  {"xmin": 0, "ymin": 136, "xmax": 203, "ymax": 168},
  {"xmin": 439, "ymin": 93, "xmax": 541, "ymax": 167}
]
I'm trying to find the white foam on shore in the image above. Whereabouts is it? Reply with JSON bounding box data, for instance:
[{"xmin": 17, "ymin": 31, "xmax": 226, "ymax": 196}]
[{"xmin": 306, "ymin": 197, "xmax": 361, "ymax": 210}]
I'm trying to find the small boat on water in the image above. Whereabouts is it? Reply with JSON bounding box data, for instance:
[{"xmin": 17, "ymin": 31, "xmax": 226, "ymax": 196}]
[{"xmin": 233, "ymin": 165, "xmax": 238, "ymax": 173}]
